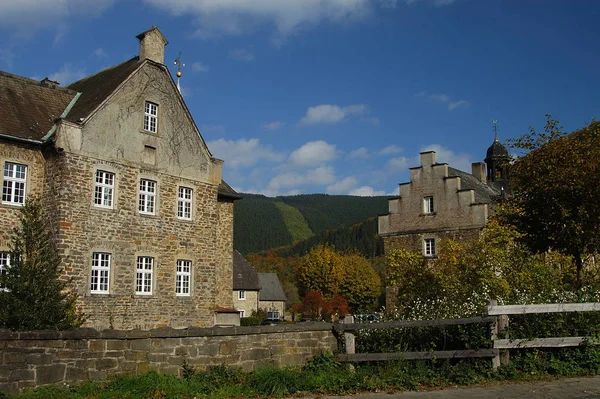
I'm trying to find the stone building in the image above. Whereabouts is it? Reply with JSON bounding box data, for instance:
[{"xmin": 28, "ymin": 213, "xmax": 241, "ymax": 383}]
[
  {"xmin": 258, "ymin": 273, "xmax": 287, "ymax": 321},
  {"xmin": 0, "ymin": 27, "xmax": 240, "ymax": 329},
  {"xmin": 378, "ymin": 136, "xmax": 510, "ymax": 257},
  {"xmin": 232, "ymin": 252, "xmax": 287, "ymax": 321},
  {"xmin": 232, "ymin": 250, "xmax": 260, "ymax": 318}
]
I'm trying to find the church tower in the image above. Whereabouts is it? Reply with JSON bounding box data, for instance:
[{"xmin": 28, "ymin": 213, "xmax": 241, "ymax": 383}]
[{"xmin": 484, "ymin": 122, "xmax": 510, "ymax": 182}]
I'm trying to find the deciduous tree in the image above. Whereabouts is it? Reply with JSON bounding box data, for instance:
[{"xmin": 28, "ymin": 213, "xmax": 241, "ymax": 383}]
[{"xmin": 503, "ymin": 116, "xmax": 600, "ymax": 286}]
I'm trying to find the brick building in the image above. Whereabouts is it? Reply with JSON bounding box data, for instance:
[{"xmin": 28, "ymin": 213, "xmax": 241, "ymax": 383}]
[{"xmin": 0, "ymin": 27, "xmax": 240, "ymax": 329}]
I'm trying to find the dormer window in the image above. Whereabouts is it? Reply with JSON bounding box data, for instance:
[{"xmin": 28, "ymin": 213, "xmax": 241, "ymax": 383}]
[
  {"xmin": 423, "ymin": 196, "xmax": 434, "ymax": 214},
  {"xmin": 144, "ymin": 101, "xmax": 158, "ymax": 133}
]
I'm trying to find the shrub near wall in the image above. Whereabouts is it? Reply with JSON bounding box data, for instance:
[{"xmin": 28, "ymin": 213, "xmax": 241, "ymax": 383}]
[{"xmin": 0, "ymin": 323, "xmax": 336, "ymax": 395}]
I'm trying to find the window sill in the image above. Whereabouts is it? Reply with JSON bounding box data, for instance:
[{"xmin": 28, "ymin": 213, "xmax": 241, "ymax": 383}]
[
  {"xmin": 139, "ymin": 213, "xmax": 159, "ymax": 219},
  {"xmin": 139, "ymin": 129, "xmax": 160, "ymax": 137},
  {"xmin": 1, "ymin": 202, "xmax": 25, "ymax": 209},
  {"xmin": 419, "ymin": 212, "xmax": 437, "ymax": 216}
]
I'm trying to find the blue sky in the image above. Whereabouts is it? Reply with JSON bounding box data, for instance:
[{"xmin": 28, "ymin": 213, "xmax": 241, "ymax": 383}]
[{"xmin": 2, "ymin": 0, "xmax": 599, "ymax": 197}]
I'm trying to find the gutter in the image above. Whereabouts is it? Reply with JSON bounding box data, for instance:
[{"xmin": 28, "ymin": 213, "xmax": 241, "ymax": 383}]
[
  {"xmin": 41, "ymin": 92, "xmax": 82, "ymax": 142},
  {"xmin": 0, "ymin": 133, "xmax": 43, "ymax": 145}
]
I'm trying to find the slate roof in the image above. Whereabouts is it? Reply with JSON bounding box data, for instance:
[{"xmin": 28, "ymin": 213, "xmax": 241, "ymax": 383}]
[
  {"xmin": 447, "ymin": 166, "xmax": 502, "ymax": 204},
  {"xmin": 67, "ymin": 57, "xmax": 142, "ymax": 123},
  {"xmin": 233, "ymin": 251, "xmax": 260, "ymax": 291},
  {"xmin": 258, "ymin": 273, "xmax": 287, "ymax": 302},
  {"xmin": 0, "ymin": 71, "xmax": 77, "ymax": 140},
  {"xmin": 218, "ymin": 180, "xmax": 242, "ymax": 200}
]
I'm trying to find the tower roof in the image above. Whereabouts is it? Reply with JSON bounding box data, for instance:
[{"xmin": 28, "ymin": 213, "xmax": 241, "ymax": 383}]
[{"xmin": 485, "ymin": 138, "xmax": 509, "ymax": 159}]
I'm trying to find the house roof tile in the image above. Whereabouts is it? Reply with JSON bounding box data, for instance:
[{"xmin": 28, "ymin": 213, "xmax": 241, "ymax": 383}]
[{"xmin": 0, "ymin": 71, "xmax": 77, "ymax": 140}]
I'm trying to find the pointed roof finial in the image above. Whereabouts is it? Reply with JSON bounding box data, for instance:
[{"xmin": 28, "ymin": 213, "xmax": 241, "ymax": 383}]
[
  {"xmin": 492, "ymin": 119, "xmax": 499, "ymax": 141},
  {"xmin": 174, "ymin": 51, "xmax": 185, "ymax": 94}
]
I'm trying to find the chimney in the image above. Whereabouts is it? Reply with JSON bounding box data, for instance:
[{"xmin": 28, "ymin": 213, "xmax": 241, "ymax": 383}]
[
  {"xmin": 40, "ymin": 77, "xmax": 60, "ymax": 89},
  {"xmin": 420, "ymin": 151, "xmax": 436, "ymax": 167},
  {"xmin": 471, "ymin": 162, "xmax": 487, "ymax": 183},
  {"xmin": 136, "ymin": 26, "xmax": 168, "ymax": 64}
]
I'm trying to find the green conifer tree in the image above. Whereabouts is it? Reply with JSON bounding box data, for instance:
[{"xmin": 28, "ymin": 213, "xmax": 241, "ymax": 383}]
[{"xmin": 0, "ymin": 197, "xmax": 84, "ymax": 330}]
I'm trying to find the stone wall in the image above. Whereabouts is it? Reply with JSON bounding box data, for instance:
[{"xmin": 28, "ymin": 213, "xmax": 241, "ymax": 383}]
[
  {"xmin": 0, "ymin": 323, "xmax": 337, "ymax": 394},
  {"xmin": 0, "ymin": 141, "xmax": 46, "ymax": 250}
]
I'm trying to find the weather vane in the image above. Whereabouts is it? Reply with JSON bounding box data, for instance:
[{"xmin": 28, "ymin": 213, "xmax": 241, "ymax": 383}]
[
  {"xmin": 492, "ymin": 119, "xmax": 499, "ymax": 141},
  {"xmin": 174, "ymin": 51, "xmax": 185, "ymax": 94}
]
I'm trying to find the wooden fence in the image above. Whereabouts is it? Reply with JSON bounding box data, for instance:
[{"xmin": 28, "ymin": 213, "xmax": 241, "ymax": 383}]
[{"xmin": 333, "ymin": 301, "xmax": 600, "ymax": 368}]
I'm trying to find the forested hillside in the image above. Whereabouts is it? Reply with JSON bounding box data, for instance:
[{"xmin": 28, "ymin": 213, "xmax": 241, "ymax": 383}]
[
  {"xmin": 262, "ymin": 217, "xmax": 384, "ymax": 259},
  {"xmin": 234, "ymin": 194, "xmax": 389, "ymax": 255}
]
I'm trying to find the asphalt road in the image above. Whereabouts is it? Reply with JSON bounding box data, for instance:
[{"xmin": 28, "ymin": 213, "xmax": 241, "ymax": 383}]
[{"xmin": 302, "ymin": 376, "xmax": 600, "ymax": 399}]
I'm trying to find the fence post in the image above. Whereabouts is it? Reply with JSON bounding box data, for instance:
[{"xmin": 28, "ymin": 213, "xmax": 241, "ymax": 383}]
[
  {"xmin": 498, "ymin": 313, "xmax": 510, "ymax": 366},
  {"xmin": 343, "ymin": 315, "xmax": 355, "ymax": 355},
  {"xmin": 487, "ymin": 300, "xmax": 501, "ymax": 369}
]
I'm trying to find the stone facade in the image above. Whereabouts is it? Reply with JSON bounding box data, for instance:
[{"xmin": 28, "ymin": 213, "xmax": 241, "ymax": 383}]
[
  {"xmin": 0, "ymin": 27, "xmax": 238, "ymax": 330},
  {"xmin": 0, "ymin": 324, "xmax": 337, "ymax": 394},
  {"xmin": 233, "ymin": 290, "xmax": 259, "ymax": 318},
  {"xmin": 378, "ymin": 151, "xmax": 498, "ymax": 256},
  {"xmin": 259, "ymin": 300, "xmax": 286, "ymax": 320}
]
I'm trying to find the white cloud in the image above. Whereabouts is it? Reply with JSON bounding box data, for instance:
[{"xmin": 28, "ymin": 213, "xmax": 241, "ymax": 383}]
[
  {"xmin": 417, "ymin": 91, "xmax": 471, "ymax": 112},
  {"xmin": 93, "ymin": 48, "xmax": 108, "ymax": 58},
  {"xmin": 207, "ymin": 138, "xmax": 284, "ymax": 169},
  {"xmin": 379, "ymin": 145, "xmax": 402, "ymax": 155},
  {"xmin": 192, "ymin": 62, "xmax": 210, "ymax": 72},
  {"xmin": 143, "ymin": 0, "xmax": 374, "ymax": 41},
  {"xmin": 262, "ymin": 121, "xmax": 284, "ymax": 130},
  {"xmin": 429, "ymin": 93, "xmax": 450, "ymax": 103},
  {"xmin": 327, "ymin": 176, "xmax": 358, "ymax": 194},
  {"xmin": 289, "ymin": 140, "xmax": 337, "ymax": 166},
  {"xmin": 229, "ymin": 48, "xmax": 254, "ymax": 61},
  {"xmin": 267, "ymin": 166, "xmax": 337, "ymax": 192},
  {"xmin": 348, "ymin": 147, "xmax": 370, "ymax": 159},
  {"xmin": 48, "ymin": 63, "xmax": 86, "ymax": 85},
  {"xmin": 299, "ymin": 104, "xmax": 369, "ymax": 125},
  {"xmin": 349, "ymin": 186, "xmax": 386, "ymax": 196},
  {"xmin": 386, "ymin": 156, "xmax": 409, "ymax": 171},
  {"xmin": 0, "ymin": 0, "xmax": 115, "ymax": 37},
  {"xmin": 420, "ymin": 144, "xmax": 472, "ymax": 172},
  {"xmin": 448, "ymin": 100, "xmax": 470, "ymax": 111}
]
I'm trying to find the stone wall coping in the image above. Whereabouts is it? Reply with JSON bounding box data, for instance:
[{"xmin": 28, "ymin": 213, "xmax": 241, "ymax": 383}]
[{"xmin": 0, "ymin": 322, "xmax": 334, "ymax": 341}]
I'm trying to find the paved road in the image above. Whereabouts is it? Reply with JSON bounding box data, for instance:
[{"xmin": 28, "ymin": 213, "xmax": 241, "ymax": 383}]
[{"xmin": 305, "ymin": 376, "xmax": 600, "ymax": 399}]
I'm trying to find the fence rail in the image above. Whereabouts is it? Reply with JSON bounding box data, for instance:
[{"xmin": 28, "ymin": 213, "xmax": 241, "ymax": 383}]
[{"xmin": 335, "ymin": 300, "xmax": 600, "ymax": 368}]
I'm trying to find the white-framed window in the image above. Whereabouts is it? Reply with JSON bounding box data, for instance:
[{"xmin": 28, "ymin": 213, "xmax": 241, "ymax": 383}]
[
  {"xmin": 138, "ymin": 179, "xmax": 156, "ymax": 215},
  {"xmin": 267, "ymin": 311, "xmax": 280, "ymax": 320},
  {"xmin": 90, "ymin": 253, "xmax": 111, "ymax": 294},
  {"xmin": 0, "ymin": 252, "xmax": 10, "ymax": 291},
  {"xmin": 144, "ymin": 101, "xmax": 158, "ymax": 133},
  {"xmin": 424, "ymin": 238, "xmax": 436, "ymax": 257},
  {"xmin": 176, "ymin": 260, "xmax": 191, "ymax": 296},
  {"xmin": 423, "ymin": 196, "xmax": 434, "ymax": 214},
  {"xmin": 239, "ymin": 310, "xmax": 245, "ymax": 318},
  {"xmin": 136, "ymin": 256, "xmax": 153, "ymax": 295},
  {"xmin": 177, "ymin": 187, "xmax": 193, "ymax": 220},
  {"xmin": 238, "ymin": 290, "xmax": 246, "ymax": 300},
  {"xmin": 2, "ymin": 162, "xmax": 27, "ymax": 206},
  {"xmin": 94, "ymin": 170, "xmax": 115, "ymax": 208}
]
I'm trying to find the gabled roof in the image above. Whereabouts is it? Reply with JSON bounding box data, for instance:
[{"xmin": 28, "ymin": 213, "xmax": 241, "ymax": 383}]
[
  {"xmin": 0, "ymin": 71, "xmax": 77, "ymax": 140},
  {"xmin": 258, "ymin": 273, "xmax": 287, "ymax": 302},
  {"xmin": 218, "ymin": 180, "xmax": 242, "ymax": 200},
  {"xmin": 66, "ymin": 57, "xmax": 142, "ymax": 123},
  {"xmin": 233, "ymin": 251, "xmax": 260, "ymax": 290},
  {"xmin": 447, "ymin": 167, "xmax": 502, "ymax": 204}
]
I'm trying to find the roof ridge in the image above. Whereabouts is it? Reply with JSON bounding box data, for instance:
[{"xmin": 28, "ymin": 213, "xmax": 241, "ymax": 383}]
[
  {"xmin": 0, "ymin": 70, "xmax": 78, "ymax": 95},
  {"xmin": 67, "ymin": 56, "xmax": 140, "ymax": 88}
]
